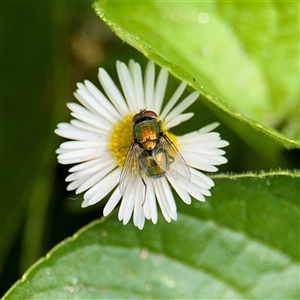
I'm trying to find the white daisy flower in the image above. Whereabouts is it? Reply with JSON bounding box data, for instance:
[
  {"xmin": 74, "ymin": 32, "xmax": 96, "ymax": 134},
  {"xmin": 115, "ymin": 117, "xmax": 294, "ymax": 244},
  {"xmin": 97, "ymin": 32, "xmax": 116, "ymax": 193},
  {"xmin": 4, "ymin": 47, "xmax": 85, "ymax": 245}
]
[{"xmin": 55, "ymin": 59, "xmax": 229, "ymax": 229}]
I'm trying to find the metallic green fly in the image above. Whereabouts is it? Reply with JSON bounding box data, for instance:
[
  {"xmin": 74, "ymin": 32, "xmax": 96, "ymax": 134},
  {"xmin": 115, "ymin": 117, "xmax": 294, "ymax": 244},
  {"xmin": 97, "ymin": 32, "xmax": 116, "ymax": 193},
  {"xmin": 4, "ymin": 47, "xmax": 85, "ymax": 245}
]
[{"xmin": 119, "ymin": 109, "xmax": 191, "ymax": 199}]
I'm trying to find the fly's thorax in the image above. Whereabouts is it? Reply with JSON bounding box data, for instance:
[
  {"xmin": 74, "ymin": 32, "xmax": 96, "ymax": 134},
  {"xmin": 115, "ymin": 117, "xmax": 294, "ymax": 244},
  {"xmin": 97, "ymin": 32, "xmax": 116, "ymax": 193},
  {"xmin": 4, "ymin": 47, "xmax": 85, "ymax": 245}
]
[{"xmin": 134, "ymin": 119, "xmax": 160, "ymax": 151}]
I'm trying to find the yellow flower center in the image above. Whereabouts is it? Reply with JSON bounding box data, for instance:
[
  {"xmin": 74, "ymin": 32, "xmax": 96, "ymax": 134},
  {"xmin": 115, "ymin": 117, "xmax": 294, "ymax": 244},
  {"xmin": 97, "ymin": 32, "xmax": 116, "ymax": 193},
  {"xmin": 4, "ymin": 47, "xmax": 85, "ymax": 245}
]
[
  {"xmin": 161, "ymin": 123, "xmax": 176, "ymax": 145},
  {"xmin": 110, "ymin": 115, "xmax": 133, "ymax": 167},
  {"xmin": 110, "ymin": 115, "xmax": 177, "ymax": 167}
]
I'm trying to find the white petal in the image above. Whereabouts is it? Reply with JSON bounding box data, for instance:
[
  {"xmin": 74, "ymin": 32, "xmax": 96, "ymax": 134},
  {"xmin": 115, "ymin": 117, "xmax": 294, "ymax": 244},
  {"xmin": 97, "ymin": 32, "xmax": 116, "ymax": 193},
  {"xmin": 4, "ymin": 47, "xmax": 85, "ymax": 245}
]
[
  {"xmin": 59, "ymin": 140, "xmax": 106, "ymax": 150},
  {"xmin": 84, "ymin": 80, "xmax": 122, "ymax": 121},
  {"xmin": 68, "ymin": 163, "xmax": 115, "ymax": 194},
  {"xmin": 143, "ymin": 181, "xmax": 158, "ymax": 224},
  {"xmin": 189, "ymin": 172, "xmax": 212, "ymax": 196},
  {"xmin": 116, "ymin": 61, "xmax": 137, "ymax": 111},
  {"xmin": 129, "ymin": 59, "xmax": 145, "ymax": 109},
  {"xmin": 75, "ymin": 82, "xmax": 119, "ymax": 125},
  {"xmin": 178, "ymin": 131, "xmax": 222, "ymax": 144},
  {"xmin": 144, "ymin": 60, "xmax": 155, "ymax": 109},
  {"xmin": 199, "ymin": 122, "xmax": 220, "ymax": 133},
  {"xmin": 183, "ymin": 151, "xmax": 228, "ymax": 166},
  {"xmin": 190, "ymin": 167, "xmax": 215, "ymax": 188},
  {"xmin": 55, "ymin": 123, "xmax": 102, "ymax": 141},
  {"xmin": 103, "ymin": 187, "xmax": 122, "ymax": 216},
  {"xmin": 153, "ymin": 67, "xmax": 168, "ymax": 113},
  {"xmin": 149, "ymin": 191, "xmax": 158, "ymax": 224},
  {"xmin": 58, "ymin": 148, "xmax": 103, "ymax": 162},
  {"xmin": 76, "ymin": 164, "xmax": 116, "ymax": 194},
  {"xmin": 143, "ymin": 181, "xmax": 151, "ymax": 220},
  {"xmin": 164, "ymin": 91, "xmax": 199, "ymax": 124},
  {"xmin": 66, "ymin": 177, "xmax": 87, "ymax": 192},
  {"xmin": 185, "ymin": 157, "xmax": 219, "ymax": 172},
  {"xmin": 218, "ymin": 140, "xmax": 230, "ymax": 148},
  {"xmin": 66, "ymin": 159, "xmax": 112, "ymax": 181},
  {"xmin": 161, "ymin": 177, "xmax": 177, "ymax": 213},
  {"xmin": 82, "ymin": 168, "xmax": 119, "ymax": 207},
  {"xmin": 71, "ymin": 113, "xmax": 112, "ymax": 134},
  {"xmin": 98, "ymin": 68, "xmax": 129, "ymax": 116},
  {"xmin": 167, "ymin": 175, "xmax": 191, "ymax": 205},
  {"xmin": 185, "ymin": 182, "xmax": 207, "ymax": 202},
  {"xmin": 83, "ymin": 168, "xmax": 120, "ymax": 201},
  {"xmin": 160, "ymin": 81, "xmax": 187, "ymax": 120},
  {"xmin": 180, "ymin": 145, "xmax": 226, "ymax": 156},
  {"xmin": 58, "ymin": 154, "xmax": 104, "ymax": 165},
  {"xmin": 133, "ymin": 184, "xmax": 144, "ymax": 226},
  {"xmin": 67, "ymin": 102, "xmax": 110, "ymax": 129},
  {"xmin": 69, "ymin": 157, "xmax": 111, "ymax": 172},
  {"xmin": 69, "ymin": 119, "xmax": 109, "ymax": 135},
  {"xmin": 59, "ymin": 157, "xmax": 98, "ymax": 166},
  {"xmin": 164, "ymin": 112, "xmax": 194, "ymax": 129},
  {"xmin": 87, "ymin": 177, "xmax": 119, "ymax": 206},
  {"xmin": 154, "ymin": 179, "xmax": 177, "ymax": 222},
  {"xmin": 154, "ymin": 180, "xmax": 171, "ymax": 223},
  {"xmin": 137, "ymin": 215, "xmax": 145, "ymax": 230},
  {"xmin": 119, "ymin": 195, "xmax": 134, "ymax": 224},
  {"xmin": 55, "ymin": 147, "xmax": 67, "ymax": 154},
  {"xmin": 187, "ymin": 186, "xmax": 205, "ymax": 202}
]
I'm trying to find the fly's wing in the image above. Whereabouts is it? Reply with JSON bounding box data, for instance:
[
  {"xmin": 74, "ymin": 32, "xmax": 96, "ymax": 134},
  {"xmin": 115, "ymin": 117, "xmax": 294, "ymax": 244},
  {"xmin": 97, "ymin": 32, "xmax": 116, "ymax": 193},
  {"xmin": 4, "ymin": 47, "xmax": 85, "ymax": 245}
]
[
  {"xmin": 119, "ymin": 142, "xmax": 144, "ymax": 198},
  {"xmin": 153, "ymin": 134, "xmax": 191, "ymax": 184}
]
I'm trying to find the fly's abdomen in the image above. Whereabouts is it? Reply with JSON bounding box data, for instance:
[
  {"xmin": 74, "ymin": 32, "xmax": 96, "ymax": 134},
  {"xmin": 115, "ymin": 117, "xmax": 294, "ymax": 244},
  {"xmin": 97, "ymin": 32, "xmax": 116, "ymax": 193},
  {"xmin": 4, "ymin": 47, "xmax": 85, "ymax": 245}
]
[{"xmin": 138, "ymin": 150, "xmax": 170, "ymax": 178}]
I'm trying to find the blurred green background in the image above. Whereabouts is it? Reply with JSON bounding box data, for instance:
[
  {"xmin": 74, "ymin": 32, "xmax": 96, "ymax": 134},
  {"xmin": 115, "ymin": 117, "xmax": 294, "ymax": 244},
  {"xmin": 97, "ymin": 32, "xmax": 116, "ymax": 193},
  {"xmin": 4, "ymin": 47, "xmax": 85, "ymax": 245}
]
[{"xmin": 1, "ymin": 1, "xmax": 299, "ymax": 296}]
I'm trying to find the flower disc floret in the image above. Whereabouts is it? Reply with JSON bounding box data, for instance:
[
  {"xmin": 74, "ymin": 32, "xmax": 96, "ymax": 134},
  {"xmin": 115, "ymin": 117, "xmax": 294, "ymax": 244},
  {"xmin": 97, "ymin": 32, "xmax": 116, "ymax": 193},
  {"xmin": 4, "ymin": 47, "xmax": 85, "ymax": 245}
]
[{"xmin": 110, "ymin": 115, "xmax": 133, "ymax": 167}]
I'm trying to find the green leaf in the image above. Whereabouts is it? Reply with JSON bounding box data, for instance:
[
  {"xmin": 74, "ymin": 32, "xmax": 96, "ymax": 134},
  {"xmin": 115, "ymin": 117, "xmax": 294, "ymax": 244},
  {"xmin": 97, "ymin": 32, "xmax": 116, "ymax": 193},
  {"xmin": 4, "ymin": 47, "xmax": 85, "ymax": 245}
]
[
  {"xmin": 93, "ymin": 1, "xmax": 300, "ymax": 149},
  {"xmin": 3, "ymin": 172, "xmax": 299, "ymax": 299}
]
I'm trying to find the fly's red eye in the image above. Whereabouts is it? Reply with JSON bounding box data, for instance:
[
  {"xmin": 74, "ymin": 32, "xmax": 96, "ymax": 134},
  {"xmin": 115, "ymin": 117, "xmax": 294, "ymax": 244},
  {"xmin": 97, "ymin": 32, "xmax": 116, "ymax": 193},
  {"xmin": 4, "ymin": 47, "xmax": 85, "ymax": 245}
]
[
  {"xmin": 132, "ymin": 113, "xmax": 140, "ymax": 123},
  {"xmin": 132, "ymin": 110, "xmax": 158, "ymax": 123},
  {"xmin": 143, "ymin": 110, "xmax": 157, "ymax": 118}
]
